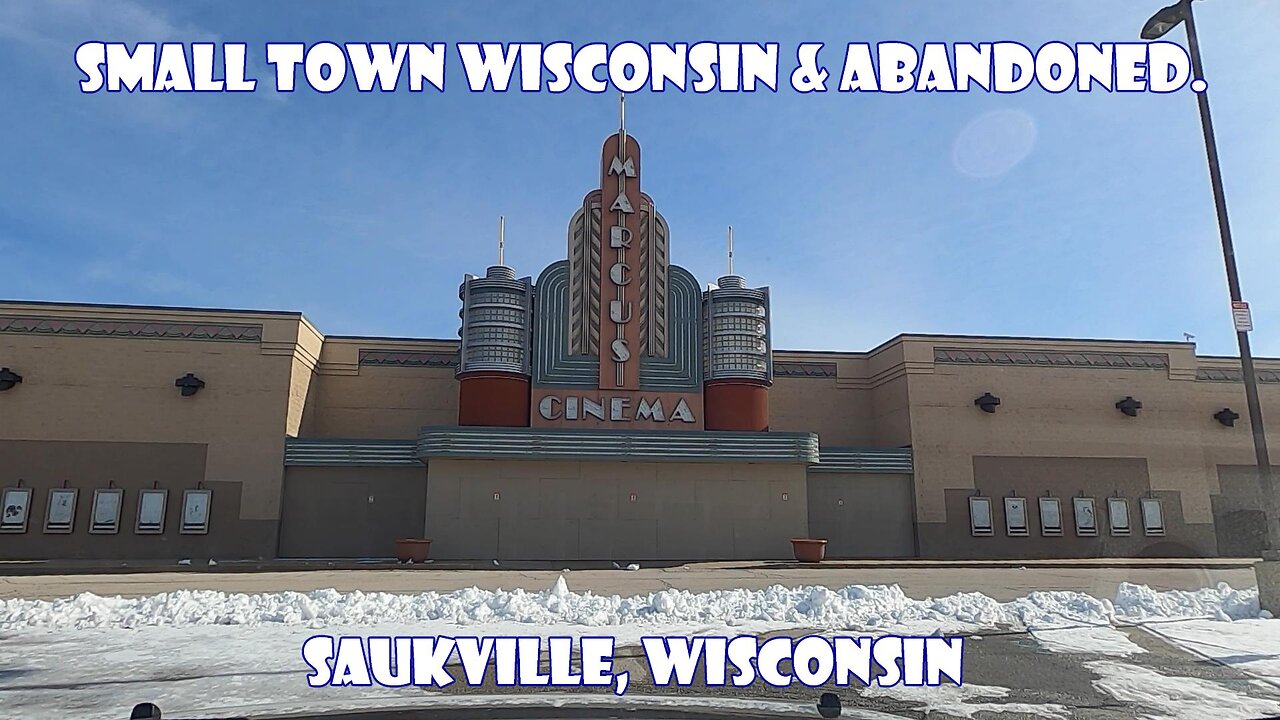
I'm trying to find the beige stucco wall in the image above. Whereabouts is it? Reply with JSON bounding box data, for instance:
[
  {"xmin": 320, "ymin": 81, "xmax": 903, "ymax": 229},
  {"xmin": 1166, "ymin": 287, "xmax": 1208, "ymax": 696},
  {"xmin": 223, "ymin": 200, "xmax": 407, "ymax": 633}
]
[
  {"xmin": 304, "ymin": 338, "xmax": 459, "ymax": 439},
  {"xmin": 0, "ymin": 302, "xmax": 319, "ymax": 557},
  {"xmin": 771, "ymin": 346, "xmax": 913, "ymax": 447},
  {"xmin": 285, "ymin": 318, "xmax": 324, "ymax": 438},
  {"xmin": 774, "ymin": 335, "xmax": 1279, "ymax": 557},
  {"xmin": 5, "ymin": 300, "xmax": 1277, "ymax": 561},
  {"xmin": 893, "ymin": 336, "xmax": 1280, "ymax": 557},
  {"xmin": 0, "ymin": 439, "xmax": 263, "ymax": 559},
  {"xmin": 770, "ymin": 374, "xmax": 869, "ymax": 444}
]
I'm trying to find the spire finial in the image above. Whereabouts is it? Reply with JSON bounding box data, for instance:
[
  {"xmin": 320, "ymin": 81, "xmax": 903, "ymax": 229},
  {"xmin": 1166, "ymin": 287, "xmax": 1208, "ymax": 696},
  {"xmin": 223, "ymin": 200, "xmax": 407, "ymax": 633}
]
[
  {"xmin": 617, "ymin": 94, "xmax": 628, "ymax": 159},
  {"xmin": 498, "ymin": 215, "xmax": 505, "ymax": 266},
  {"xmin": 727, "ymin": 225, "xmax": 734, "ymax": 275}
]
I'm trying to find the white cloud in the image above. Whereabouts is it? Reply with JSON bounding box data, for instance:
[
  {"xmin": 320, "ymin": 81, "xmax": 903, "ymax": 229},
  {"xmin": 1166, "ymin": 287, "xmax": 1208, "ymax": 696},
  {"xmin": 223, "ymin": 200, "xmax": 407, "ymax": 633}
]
[
  {"xmin": 0, "ymin": 0, "xmax": 230, "ymax": 129},
  {"xmin": 0, "ymin": 0, "xmax": 213, "ymax": 47}
]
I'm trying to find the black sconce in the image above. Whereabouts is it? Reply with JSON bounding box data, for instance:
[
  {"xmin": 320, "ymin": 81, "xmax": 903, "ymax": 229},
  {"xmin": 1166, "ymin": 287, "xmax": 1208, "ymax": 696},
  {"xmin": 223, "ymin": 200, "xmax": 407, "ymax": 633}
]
[
  {"xmin": 1214, "ymin": 408, "xmax": 1240, "ymax": 427},
  {"xmin": 974, "ymin": 392, "xmax": 1001, "ymax": 413},
  {"xmin": 1116, "ymin": 396, "xmax": 1142, "ymax": 417},
  {"xmin": 130, "ymin": 702, "xmax": 162, "ymax": 720},
  {"xmin": 175, "ymin": 373, "xmax": 205, "ymax": 397},
  {"xmin": 0, "ymin": 367, "xmax": 22, "ymax": 392}
]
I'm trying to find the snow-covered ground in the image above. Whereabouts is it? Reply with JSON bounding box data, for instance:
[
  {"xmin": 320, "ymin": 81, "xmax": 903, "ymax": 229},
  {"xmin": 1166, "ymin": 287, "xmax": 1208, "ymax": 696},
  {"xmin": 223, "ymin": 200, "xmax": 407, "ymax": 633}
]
[
  {"xmin": 1147, "ymin": 619, "xmax": 1280, "ymax": 692},
  {"xmin": 1087, "ymin": 660, "xmax": 1280, "ymax": 720},
  {"xmin": 0, "ymin": 577, "xmax": 1277, "ymax": 720}
]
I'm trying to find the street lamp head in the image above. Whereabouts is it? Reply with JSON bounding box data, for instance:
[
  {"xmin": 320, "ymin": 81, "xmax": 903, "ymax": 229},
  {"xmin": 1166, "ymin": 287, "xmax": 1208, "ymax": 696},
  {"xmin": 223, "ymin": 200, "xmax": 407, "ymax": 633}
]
[{"xmin": 1142, "ymin": 2, "xmax": 1187, "ymax": 39}]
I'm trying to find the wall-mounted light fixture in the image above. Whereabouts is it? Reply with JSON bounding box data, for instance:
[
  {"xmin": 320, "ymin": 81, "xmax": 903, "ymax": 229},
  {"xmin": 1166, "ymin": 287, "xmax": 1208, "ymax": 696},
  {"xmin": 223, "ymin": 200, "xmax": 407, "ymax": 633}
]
[
  {"xmin": 0, "ymin": 367, "xmax": 22, "ymax": 392},
  {"xmin": 974, "ymin": 392, "xmax": 1001, "ymax": 413},
  {"xmin": 175, "ymin": 373, "xmax": 205, "ymax": 397},
  {"xmin": 1116, "ymin": 396, "xmax": 1143, "ymax": 417},
  {"xmin": 1214, "ymin": 408, "xmax": 1240, "ymax": 427}
]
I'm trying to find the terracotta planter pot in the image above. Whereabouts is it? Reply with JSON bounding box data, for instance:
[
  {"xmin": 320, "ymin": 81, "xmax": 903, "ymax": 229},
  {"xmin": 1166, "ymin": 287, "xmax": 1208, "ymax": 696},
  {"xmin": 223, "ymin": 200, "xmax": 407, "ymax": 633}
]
[
  {"xmin": 791, "ymin": 538, "xmax": 828, "ymax": 563},
  {"xmin": 394, "ymin": 538, "xmax": 431, "ymax": 563}
]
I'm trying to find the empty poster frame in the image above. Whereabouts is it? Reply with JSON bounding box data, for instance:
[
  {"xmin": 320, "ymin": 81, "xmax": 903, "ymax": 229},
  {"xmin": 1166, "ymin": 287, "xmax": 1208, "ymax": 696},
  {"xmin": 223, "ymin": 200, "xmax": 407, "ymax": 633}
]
[
  {"xmin": 0, "ymin": 487, "xmax": 34, "ymax": 533},
  {"xmin": 969, "ymin": 496, "xmax": 994, "ymax": 537},
  {"xmin": 1141, "ymin": 497, "xmax": 1165, "ymax": 536},
  {"xmin": 1073, "ymin": 497, "xmax": 1098, "ymax": 537},
  {"xmin": 44, "ymin": 488, "xmax": 78, "ymax": 533},
  {"xmin": 90, "ymin": 488, "xmax": 123, "ymax": 534},
  {"xmin": 181, "ymin": 489, "xmax": 211, "ymax": 534},
  {"xmin": 136, "ymin": 489, "xmax": 168, "ymax": 534},
  {"xmin": 1108, "ymin": 497, "xmax": 1131, "ymax": 536},
  {"xmin": 1039, "ymin": 497, "xmax": 1063, "ymax": 536},
  {"xmin": 1004, "ymin": 497, "xmax": 1029, "ymax": 537}
]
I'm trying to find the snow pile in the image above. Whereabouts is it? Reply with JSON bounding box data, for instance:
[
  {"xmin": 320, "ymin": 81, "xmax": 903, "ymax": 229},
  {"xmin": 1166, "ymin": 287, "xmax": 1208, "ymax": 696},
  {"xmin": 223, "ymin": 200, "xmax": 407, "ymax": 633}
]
[
  {"xmin": 1112, "ymin": 581, "xmax": 1261, "ymax": 622},
  {"xmin": 0, "ymin": 578, "xmax": 1260, "ymax": 632}
]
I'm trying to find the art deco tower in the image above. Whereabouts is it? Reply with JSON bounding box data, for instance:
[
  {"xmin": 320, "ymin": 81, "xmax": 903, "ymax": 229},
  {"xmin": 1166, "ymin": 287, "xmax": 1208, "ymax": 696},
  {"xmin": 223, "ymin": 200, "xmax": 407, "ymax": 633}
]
[
  {"xmin": 701, "ymin": 227, "xmax": 772, "ymax": 431},
  {"xmin": 455, "ymin": 217, "xmax": 534, "ymax": 426}
]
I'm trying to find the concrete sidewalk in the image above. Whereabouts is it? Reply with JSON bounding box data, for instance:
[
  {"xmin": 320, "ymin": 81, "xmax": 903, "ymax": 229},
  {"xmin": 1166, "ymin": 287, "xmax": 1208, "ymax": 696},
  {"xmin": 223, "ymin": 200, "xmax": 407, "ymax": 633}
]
[
  {"xmin": 0, "ymin": 559, "xmax": 1259, "ymax": 601},
  {"xmin": 1, "ymin": 556, "xmax": 1260, "ymax": 574}
]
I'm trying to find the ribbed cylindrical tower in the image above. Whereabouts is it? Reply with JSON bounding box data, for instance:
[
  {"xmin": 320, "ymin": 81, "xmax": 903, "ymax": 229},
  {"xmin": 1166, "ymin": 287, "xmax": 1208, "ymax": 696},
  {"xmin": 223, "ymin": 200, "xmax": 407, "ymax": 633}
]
[
  {"xmin": 456, "ymin": 264, "xmax": 533, "ymax": 427},
  {"xmin": 702, "ymin": 274, "xmax": 772, "ymax": 431}
]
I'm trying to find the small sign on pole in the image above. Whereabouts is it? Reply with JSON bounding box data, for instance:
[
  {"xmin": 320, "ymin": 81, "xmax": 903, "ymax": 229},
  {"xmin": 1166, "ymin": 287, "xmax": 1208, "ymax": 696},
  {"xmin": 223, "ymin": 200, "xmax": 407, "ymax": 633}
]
[{"xmin": 1232, "ymin": 301, "xmax": 1253, "ymax": 332}]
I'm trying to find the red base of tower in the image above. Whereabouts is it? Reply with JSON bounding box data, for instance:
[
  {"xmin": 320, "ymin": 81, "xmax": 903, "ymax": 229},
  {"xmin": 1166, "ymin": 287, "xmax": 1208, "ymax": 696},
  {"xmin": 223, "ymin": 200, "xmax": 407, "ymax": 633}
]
[
  {"xmin": 703, "ymin": 380, "xmax": 769, "ymax": 432},
  {"xmin": 457, "ymin": 372, "xmax": 531, "ymax": 427}
]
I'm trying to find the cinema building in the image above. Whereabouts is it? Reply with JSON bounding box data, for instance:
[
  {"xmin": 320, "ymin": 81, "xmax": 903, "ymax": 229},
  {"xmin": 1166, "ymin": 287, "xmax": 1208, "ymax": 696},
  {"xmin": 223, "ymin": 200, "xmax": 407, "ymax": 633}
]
[{"xmin": 1, "ymin": 126, "xmax": 1276, "ymax": 562}]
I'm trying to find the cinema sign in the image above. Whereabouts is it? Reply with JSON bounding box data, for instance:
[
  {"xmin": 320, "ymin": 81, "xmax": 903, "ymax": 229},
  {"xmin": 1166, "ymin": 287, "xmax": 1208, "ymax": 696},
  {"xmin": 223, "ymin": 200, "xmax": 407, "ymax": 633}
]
[{"xmin": 532, "ymin": 389, "xmax": 703, "ymax": 430}]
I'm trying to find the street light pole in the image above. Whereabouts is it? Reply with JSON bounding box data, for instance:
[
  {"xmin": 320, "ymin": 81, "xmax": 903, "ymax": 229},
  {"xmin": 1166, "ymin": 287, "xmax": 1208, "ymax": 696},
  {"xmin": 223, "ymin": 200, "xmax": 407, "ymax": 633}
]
[{"xmin": 1144, "ymin": 0, "xmax": 1278, "ymax": 552}]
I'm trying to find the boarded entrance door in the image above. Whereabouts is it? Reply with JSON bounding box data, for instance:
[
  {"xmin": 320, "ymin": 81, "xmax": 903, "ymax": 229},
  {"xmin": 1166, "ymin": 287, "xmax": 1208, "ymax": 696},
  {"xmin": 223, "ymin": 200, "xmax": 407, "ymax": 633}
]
[
  {"xmin": 806, "ymin": 472, "xmax": 916, "ymax": 558},
  {"xmin": 279, "ymin": 467, "xmax": 427, "ymax": 558},
  {"xmin": 282, "ymin": 479, "xmax": 371, "ymax": 557}
]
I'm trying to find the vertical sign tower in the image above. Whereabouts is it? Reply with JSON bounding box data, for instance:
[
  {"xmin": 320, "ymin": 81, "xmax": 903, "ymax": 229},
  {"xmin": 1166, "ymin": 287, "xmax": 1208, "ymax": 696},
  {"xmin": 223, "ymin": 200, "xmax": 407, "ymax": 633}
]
[
  {"xmin": 456, "ymin": 110, "xmax": 769, "ymax": 431},
  {"xmin": 600, "ymin": 97, "xmax": 642, "ymax": 391}
]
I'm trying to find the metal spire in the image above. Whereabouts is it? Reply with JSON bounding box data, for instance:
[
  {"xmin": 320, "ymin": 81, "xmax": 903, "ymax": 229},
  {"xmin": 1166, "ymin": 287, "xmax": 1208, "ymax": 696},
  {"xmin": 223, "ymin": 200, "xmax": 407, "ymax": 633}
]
[
  {"xmin": 618, "ymin": 94, "xmax": 627, "ymax": 156},
  {"xmin": 497, "ymin": 215, "xmax": 505, "ymax": 266},
  {"xmin": 727, "ymin": 225, "xmax": 734, "ymax": 275}
]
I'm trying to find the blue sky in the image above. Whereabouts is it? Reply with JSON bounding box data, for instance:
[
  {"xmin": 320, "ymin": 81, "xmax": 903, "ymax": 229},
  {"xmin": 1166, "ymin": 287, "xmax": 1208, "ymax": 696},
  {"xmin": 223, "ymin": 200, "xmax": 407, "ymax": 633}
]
[{"xmin": 1, "ymin": 0, "xmax": 1277, "ymax": 356}]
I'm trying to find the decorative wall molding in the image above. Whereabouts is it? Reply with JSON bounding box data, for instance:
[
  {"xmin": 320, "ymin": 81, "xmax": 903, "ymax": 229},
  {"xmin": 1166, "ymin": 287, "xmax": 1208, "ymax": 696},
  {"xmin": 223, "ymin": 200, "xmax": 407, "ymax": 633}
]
[
  {"xmin": 934, "ymin": 347, "xmax": 1168, "ymax": 370},
  {"xmin": 358, "ymin": 349, "xmax": 459, "ymax": 368},
  {"xmin": 1196, "ymin": 367, "xmax": 1280, "ymax": 383},
  {"xmin": 534, "ymin": 260, "xmax": 703, "ymax": 391},
  {"xmin": 811, "ymin": 447, "xmax": 913, "ymax": 474},
  {"xmin": 418, "ymin": 426, "xmax": 819, "ymax": 464},
  {"xmin": 0, "ymin": 316, "xmax": 262, "ymax": 343},
  {"xmin": 774, "ymin": 361, "xmax": 838, "ymax": 378},
  {"xmin": 535, "ymin": 260, "xmax": 601, "ymax": 387},
  {"xmin": 285, "ymin": 434, "xmax": 911, "ymax": 473},
  {"xmin": 284, "ymin": 438, "xmax": 422, "ymax": 466}
]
